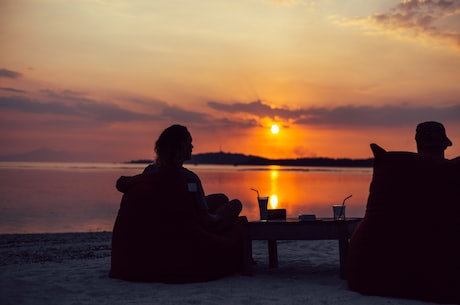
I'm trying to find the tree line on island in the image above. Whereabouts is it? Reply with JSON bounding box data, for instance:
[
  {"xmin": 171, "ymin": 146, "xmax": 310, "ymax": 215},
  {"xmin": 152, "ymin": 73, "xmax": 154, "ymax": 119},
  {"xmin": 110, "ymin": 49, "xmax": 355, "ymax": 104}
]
[{"xmin": 128, "ymin": 152, "xmax": 374, "ymax": 167}]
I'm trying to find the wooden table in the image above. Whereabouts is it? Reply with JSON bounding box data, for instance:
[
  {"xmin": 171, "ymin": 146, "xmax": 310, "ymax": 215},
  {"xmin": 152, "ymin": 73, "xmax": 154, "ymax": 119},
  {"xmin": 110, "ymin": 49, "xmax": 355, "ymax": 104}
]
[{"xmin": 242, "ymin": 218, "xmax": 362, "ymax": 279}]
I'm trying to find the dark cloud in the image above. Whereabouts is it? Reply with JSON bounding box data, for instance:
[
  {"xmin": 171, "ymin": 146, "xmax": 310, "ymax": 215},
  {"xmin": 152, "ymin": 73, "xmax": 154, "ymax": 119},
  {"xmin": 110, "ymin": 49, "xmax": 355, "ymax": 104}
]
[
  {"xmin": 208, "ymin": 100, "xmax": 305, "ymax": 118},
  {"xmin": 0, "ymin": 94, "xmax": 155, "ymax": 123},
  {"xmin": 159, "ymin": 104, "xmax": 260, "ymax": 130},
  {"xmin": 0, "ymin": 68, "xmax": 22, "ymax": 79},
  {"xmin": 0, "ymin": 96, "xmax": 72, "ymax": 115},
  {"xmin": 0, "ymin": 88, "xmax": 213, "ymax": 126},
  {"xmin": 212, "ymin": 117, "xmax": 260, "ymax": 129},
  {"xmin": 208, "ymin": 100, "xmax": 460, "ymax": 127},
  {"xmin": 40, "ymin": 89, "xmax": 88, "ymax": 99},
  {"xmin": 2, "ymin": 87, "xmax": 458, "ymax": 130},
  {"xmin": 78, "ymin": 100, "xmax": 155, "ymax": 123},
  {"xmin": 0, "ymin": 87, "xmax": 27, "ymax": 93},
  {"xmin": 162, "ymin": 106, "xmax": 209, "ymax": 123},
  {"xmin": 294, "ymin": 104, "xmax": 460, "ymax": 126},
  {"xmin": 365, "ymin": 0, "xmax": 460, "ymax": 47}
]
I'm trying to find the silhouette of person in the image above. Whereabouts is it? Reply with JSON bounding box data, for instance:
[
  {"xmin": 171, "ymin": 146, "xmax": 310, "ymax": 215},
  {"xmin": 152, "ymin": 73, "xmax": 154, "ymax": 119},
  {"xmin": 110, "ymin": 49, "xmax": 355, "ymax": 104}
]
[
  {"xmin": 142, "ymin": 124, "xmax": 243, "ymax": 233},
  {"xmin": 415, "ymin": 121, "xmax": 452, "ymax": 159}
]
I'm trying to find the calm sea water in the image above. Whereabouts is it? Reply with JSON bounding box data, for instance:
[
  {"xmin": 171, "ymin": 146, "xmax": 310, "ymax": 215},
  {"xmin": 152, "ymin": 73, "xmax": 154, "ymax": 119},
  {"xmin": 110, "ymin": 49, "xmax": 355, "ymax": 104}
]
[{"xmin": 0, "ymin": 162, "xmax": 373, "ymax": 234}]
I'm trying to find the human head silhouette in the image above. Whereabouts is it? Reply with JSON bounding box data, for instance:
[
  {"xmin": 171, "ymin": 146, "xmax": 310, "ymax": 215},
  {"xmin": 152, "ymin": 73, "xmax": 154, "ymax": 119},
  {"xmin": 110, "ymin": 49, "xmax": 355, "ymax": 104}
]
[
  {"xmin": 415, "ymin": 121, "xmax": 452, "ymax": 158},
  {"xmin": 155, "ymin": 124, "xmax": 193, "ymax": 167}
]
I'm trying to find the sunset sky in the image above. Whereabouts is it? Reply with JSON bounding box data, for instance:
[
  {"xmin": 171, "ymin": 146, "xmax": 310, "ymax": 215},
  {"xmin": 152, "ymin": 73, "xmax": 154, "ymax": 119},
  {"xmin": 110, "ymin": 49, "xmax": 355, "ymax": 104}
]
[{"xmin": 1, "ymin": 0, "xmax": 459, "ymax": 162}]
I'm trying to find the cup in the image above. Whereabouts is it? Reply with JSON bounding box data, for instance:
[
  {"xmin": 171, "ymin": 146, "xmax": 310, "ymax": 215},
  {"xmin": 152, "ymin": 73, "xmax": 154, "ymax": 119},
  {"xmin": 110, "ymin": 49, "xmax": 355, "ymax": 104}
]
[
  {"xmin": 332, "ymin": 205, "xmax": 346, "ymax": 220},
  {"xmin": 257, "ymin": 196, "xmax": 269, "ymax": 220}
]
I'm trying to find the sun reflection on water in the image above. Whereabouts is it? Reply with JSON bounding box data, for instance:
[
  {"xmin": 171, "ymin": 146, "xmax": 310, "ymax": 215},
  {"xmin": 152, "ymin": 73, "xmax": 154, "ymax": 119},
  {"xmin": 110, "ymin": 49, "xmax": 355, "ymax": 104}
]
[
  {"xmin": 0, "ymin": 163, "xmax": 373, "ymax": 233},
  {"xmin": 269, "ymin": 166, "xmax": 280, "ymax": 209},
  {"xmin": 269, "ymin": 194, "xmax": 279, "ymax": 209},
  {"xmin": 194, "ymin": 164, "xmax": 372, "ymax": 221}
]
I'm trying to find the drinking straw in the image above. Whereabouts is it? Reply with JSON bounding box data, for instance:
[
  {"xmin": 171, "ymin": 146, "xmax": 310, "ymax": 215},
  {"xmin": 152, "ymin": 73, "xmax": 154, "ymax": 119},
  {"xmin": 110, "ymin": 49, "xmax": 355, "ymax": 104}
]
[
  {"xmin": 250, "ymin": 188, "xmax": 260, "ymax": 198},
  {"xmin": 342, "ymin": 194, "xmax": 352, "ymax": 205},
  {"xmin": 339, "ymin": 194, "xmax": 352, "ymax": 219}
]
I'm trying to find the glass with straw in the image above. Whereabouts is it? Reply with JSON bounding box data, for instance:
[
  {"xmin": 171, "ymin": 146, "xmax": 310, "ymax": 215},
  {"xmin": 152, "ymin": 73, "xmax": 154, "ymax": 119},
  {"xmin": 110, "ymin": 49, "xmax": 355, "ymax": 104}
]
[{"xmin": 251, "ymin": 188, "xmax": 269, "ymax": 220}]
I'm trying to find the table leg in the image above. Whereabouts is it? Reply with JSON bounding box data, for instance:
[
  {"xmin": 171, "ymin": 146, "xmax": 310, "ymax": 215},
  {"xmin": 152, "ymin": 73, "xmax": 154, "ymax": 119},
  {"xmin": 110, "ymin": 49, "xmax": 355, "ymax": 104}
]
[
  {"xmin": 268, "ymin": 240, "xmax": 278, "ymax": 268},
  {"xmin": 242, "ymin": 232, "xmax": 253, "ymax": 276},
  {"xmin": 338, "ymin": 222, "xmax": 348, "ymax": 279}
]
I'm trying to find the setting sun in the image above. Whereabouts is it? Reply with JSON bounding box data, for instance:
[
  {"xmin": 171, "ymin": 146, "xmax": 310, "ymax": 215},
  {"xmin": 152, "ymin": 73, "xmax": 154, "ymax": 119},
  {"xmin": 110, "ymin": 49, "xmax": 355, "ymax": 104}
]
[{"xmin": 270, "ymin": 124, "xmax": 280, "ymax": 134}]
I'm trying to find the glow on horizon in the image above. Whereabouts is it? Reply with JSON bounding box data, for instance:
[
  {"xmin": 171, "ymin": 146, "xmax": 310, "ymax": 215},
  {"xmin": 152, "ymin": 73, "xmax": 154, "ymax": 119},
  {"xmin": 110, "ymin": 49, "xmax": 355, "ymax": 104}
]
[{"xmin": 1, "ymin": 0, "xmax": 459, "ymax": 162}]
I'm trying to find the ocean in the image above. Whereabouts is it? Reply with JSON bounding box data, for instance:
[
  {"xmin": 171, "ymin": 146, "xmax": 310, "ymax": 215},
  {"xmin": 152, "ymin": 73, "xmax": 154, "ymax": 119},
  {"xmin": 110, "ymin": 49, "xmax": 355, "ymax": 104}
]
[{"xmin": 0, "ymin": 162, "xmax": 372, "ymax": 234}]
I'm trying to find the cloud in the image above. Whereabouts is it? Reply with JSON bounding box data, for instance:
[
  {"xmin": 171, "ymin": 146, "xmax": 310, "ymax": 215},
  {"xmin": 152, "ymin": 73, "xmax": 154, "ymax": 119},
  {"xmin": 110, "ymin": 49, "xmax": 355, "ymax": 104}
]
[
  {"xmin": 208, "ymin": 100, "xmax": 460, "ymax": 127},
  {"xmin": 0, "ymin": 93, "xmax": 155, "ymax": 123},
  {"xmin": 2, "ymin": 88, "xmax": 458, "ymax": 131},
  {"xmin": 208, "ymin": 100, "xmax": 304, "ymax": 119},
  {"xmin": 0, "ymin": 87, "xmax": 27, "ymax": 94},
  {"xmin": 162, "ymin": 106, "xmax": 209, "ymax": 123},
  {"xmin": 335, "ymin": 0, "xmax": 460, "ymax": 49},
  {"xmin": 294, "ymin": 104, "xmax": 460, "ymax": 126},
  {"xmin": 0, "ymin": 68, "xmax": 23, "ymax": 79},
  {"xmin": 160, "ymin": 105, "xmax": 261, "ymax": 131},
  {"xmin": 0, "ymin": 88, "xmax": 251, "ymax": 128}
]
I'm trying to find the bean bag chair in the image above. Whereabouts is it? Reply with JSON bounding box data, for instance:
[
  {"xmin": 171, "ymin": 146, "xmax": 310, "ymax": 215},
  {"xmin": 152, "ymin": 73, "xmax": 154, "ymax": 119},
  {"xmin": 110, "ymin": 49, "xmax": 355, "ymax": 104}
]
[
  {"xmin": 348, "ymin": 144, "xmax": 460, "ymax": 304},
  {"xmin": 109, "ymin": 168, "xmax": 245, "ymax": 283}
]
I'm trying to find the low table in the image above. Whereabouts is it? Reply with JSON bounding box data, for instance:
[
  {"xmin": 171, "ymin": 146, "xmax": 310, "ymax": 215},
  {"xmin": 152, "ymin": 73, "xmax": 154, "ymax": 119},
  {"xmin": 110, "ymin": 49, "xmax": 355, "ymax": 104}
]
[{"xmin": 242, "ymin": 218, "xmax": 362, "ymax": 279}]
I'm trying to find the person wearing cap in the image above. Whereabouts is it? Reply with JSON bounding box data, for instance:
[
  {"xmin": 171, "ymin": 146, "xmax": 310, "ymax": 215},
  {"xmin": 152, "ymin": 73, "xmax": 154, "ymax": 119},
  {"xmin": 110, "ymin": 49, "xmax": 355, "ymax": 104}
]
[{"xmin": 415, "ymin": 121, "xmax": 452, "ymax": 159}]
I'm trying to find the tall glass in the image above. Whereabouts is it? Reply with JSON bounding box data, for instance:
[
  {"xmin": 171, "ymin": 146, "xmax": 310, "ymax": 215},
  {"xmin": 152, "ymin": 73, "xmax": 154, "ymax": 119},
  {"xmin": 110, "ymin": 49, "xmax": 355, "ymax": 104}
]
[{"xmin": 257, "ymin": 196, "xmax": 269, "ymax": 220}]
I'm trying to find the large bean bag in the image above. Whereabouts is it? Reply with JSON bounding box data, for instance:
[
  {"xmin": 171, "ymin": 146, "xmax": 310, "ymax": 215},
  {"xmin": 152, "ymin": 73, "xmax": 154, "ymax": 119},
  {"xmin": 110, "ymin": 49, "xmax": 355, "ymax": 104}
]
[
  {"xmin": 348, "ymin": 144, "xmax": 460, "ymax": 304},
  {"xmin": 109, "ymin": 168, "xmax": 245, "ymax": 283}
]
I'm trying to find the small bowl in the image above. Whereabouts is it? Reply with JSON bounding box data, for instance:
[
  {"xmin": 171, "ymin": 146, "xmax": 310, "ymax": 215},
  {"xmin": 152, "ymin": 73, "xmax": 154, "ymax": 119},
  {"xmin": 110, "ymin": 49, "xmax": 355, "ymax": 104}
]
[{"xmin": 299, "ymin": 214, "xmax": 316, "ymax": 221}]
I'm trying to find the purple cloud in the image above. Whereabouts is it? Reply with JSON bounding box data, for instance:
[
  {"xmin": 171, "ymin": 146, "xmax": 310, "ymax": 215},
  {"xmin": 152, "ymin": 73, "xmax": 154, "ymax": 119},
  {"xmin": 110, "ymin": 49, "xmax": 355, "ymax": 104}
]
[
  {"xmin": 162, "ymin": 106, "xmax": 209, "ymax": 123},
  {"xmin": 0, "ymin": 87, "xmax": 27, "ymax": 93},
  {"xmin": 208, "ymin": 100, "xmax": 460, "ymax": 127},
  {"xmin": 343, "ymin": 0, "xmax": 460, "ymax": 48},
  {"xmin": 0, "ymin": 68, "xmax": 22, "ymax": 79},
  {"xmin": 0, "ymin": 94, "xmax": 155, "ymax": 123},
  {"xmin": 208, "ymin": 100, "xmax": 304, "ymax": 118},
  {"xmin": 376, "ymin": 0, "xmax": 459, "ymax": 30},
  {"xmin": 2, "ymin": 87, "xmax": 458, "ymax": 130}
]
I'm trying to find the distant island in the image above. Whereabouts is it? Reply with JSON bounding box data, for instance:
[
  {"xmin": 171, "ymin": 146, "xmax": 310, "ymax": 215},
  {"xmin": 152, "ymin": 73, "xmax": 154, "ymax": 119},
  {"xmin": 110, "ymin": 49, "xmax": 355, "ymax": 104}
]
[
  {"xmin": 128, "ymin": 152, "xmax": 374, "ymax": 168},
  {"xmin": 0, "ymin": 148, "xmax": 374, "ymax": 167}
]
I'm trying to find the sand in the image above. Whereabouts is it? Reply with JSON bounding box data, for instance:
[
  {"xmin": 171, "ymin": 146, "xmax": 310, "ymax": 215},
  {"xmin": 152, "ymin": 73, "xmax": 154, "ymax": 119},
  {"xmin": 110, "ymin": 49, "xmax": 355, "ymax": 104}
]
[{"xmin": 0, "ymin": 232, "xmax": 445, "ymax": 305}]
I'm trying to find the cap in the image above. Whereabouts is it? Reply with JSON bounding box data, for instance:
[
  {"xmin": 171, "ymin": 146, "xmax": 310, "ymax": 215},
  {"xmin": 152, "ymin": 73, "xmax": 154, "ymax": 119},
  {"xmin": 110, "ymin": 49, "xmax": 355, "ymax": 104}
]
[{"xmin": 415, "ymin": 121, "xmax": 452, "ymax": 148}]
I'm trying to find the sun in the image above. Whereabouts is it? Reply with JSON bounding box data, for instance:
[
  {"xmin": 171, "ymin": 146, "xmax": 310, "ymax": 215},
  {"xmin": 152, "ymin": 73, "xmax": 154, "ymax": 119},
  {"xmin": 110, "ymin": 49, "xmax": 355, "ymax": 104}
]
[{"xmin": 270, "ymin": 124, "xmax": 280, "ymax": 134}]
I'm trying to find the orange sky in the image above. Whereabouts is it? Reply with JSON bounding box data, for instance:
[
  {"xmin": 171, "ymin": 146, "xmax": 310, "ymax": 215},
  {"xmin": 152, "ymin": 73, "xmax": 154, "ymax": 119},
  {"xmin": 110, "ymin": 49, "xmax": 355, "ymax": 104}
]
[{"xmin": 1, "ymin": 0, "xmax": 459, "ymax": 162}]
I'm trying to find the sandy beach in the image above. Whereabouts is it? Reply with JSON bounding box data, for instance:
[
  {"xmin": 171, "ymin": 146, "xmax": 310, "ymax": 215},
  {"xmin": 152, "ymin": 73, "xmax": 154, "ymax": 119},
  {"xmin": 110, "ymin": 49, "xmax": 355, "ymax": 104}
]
[{"xmin": 0, "ymin": 232, "xmax": 446, "ymax": 305}]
